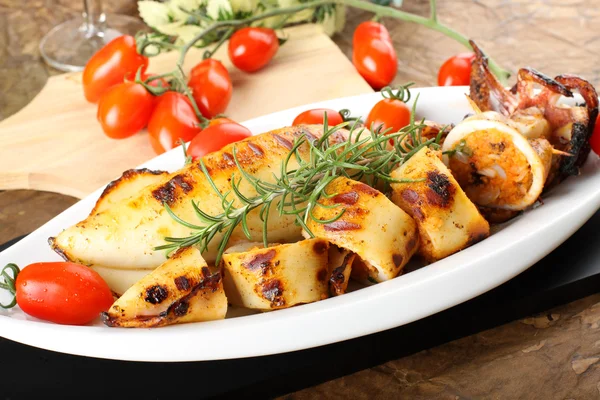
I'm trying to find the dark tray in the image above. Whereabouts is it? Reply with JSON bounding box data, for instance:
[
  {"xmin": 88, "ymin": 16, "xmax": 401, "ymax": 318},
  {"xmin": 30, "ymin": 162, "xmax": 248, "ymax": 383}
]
[{"xmin": 1, "ymin": 210, "xmax": 600, "ymax": 398}]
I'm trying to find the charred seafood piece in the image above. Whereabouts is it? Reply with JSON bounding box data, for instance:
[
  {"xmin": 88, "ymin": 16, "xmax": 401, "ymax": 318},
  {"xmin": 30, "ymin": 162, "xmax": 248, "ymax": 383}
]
[
  {"xmin": 391, "ymin": 147, "xmax": 489, "ymax": 262},
  {"xmin": 469, "ymin": 40, "xmax": 598, "ymax": 186},
  {"xmin": 442, "ymin": 114, "xmax": 553, "ymax": 211},
  {"xmin": 221, "ymin": 239, "xmax": 330, "ymax": 311},
  {"xmin": 306, "ymin": 177, "xmax": 419, "ymax": 284},
  {"xmin": 102, "ymin": 246, "xmax": 227, "ymax": 328}
]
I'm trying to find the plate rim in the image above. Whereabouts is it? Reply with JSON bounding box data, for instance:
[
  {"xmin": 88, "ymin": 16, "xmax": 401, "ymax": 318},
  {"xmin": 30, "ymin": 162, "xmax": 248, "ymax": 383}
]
[{"xmin": 1, "ymin": 86, "xmax": 598, "ymax": 362}]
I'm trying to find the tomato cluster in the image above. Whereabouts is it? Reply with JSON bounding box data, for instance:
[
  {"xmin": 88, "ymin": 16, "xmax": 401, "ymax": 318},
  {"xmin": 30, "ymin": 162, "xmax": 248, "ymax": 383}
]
[
  {"xmin": 352, "ymin": 21, "xmax": 475, "ymax": 91},
  {"xmin": 85, "ymin": 29, "xmax": 280, "ymax": 156}
]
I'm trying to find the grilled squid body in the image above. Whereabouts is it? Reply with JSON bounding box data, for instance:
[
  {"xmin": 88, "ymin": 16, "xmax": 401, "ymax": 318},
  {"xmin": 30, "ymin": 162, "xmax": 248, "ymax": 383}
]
[
  {"xmin": 305, "ymin": 177, "xmax": 419, "ymax": 284},
  {"xmin": 442, "ymin": 116, "xmax": 552, "ymax": 211},
  {"xmin": 391, "ymin": 147, "xmax": 490, "ymax": 262},
  {"xmin": 221, "ymin": 239, "xmax": 330, "ymax": 310},
  {"xmin": 102, "ymin": 246, "xmax": 227, "ymax": 328},
  {"xmin": 50, "ymin": 126, "xmax": 349, "ymax": 294}
]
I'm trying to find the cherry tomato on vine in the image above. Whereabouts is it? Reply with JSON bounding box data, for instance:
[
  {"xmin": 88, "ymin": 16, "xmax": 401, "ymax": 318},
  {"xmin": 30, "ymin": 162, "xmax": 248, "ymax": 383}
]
[
  {"xmin": 97, "ymin": 82, "xmax": 155, "ymax": 139},
  {"xmin": 209, "ymin": 117, "xmax": 236, "ymax": 127},
  {"xmin": 228, "ymin": 27, "xmax": 279, "ymax": 72},
  {"xmin": 438, "ymin": 53, "xmax": 475, "ymax": 86},
  {"xmin": 365, "ymin": 98, "xmax": 411, "ymax": 134},
  {"xmin": 590, "ymin": 114, "xmax": 600, "ymax": 155},
  {"xmin": 187, "ymin": 122, "xmax": 252, "ymax": 160},
  {"xmin": 353, "ymin": 21, "xmax": 391, "ymax": 48},
  {"xmin": 148, "ymin": 92, "xmax": 202, "ymax": 154},
  {"xmin": 0, "ymin": 262, "xmax": 113, "ymax": 325},
  {"xmin": 292, "ymin": 108, "xmax": 345, "ymax": 126},
  {"xmin": 352, "ymin": 22, "xmax": 397, "ymax": 90},
  {"xmin": 188, "ymin": 59, "xmax": 232, "ymax": 119},
  {"xmin": 83, "ymin": 35, "xmax": 148, "ymax": 103}
]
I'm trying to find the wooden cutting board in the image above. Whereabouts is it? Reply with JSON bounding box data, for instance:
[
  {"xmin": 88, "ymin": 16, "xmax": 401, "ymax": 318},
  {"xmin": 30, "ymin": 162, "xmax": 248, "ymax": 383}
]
[{"xmin": 0, "ymin": 24, "xmax": 372, "ymax": 198}]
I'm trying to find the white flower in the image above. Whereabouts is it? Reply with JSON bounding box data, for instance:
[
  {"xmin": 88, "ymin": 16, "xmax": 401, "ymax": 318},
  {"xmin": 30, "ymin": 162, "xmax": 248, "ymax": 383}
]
[
  {"xmin": 169, "ymin": 0, "xmax": 204, "ymax": 21},
  {"xmin": 259, "ymin": 0, "xmax": 312, "ymax": 28},
  {"xmin": 138, "ymin": 1, "xmax": 171, "ymax": 29},
  {"xmin": 230, "ymin": 0, "xmax": 259, "ymax": 13},
  {"xmin": 172, "ymin": 24, "xmax": 206, "ymax": 44},
  {"xmin": 206, "ymin": 0, "xmax": 233, "ymax": 20}
]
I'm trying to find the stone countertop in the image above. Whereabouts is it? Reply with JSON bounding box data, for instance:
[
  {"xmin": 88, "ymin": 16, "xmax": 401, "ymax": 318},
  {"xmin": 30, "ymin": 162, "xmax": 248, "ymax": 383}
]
[{"xmin": 1, "ymin": 0, "xmax": 600, "ymax": 398}]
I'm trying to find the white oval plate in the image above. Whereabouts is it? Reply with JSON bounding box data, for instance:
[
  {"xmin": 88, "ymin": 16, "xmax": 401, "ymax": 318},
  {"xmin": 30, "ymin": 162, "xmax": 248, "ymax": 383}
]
[{"xmin": 1, "ymin": 86, "xmax": 599, "ymax": 362}]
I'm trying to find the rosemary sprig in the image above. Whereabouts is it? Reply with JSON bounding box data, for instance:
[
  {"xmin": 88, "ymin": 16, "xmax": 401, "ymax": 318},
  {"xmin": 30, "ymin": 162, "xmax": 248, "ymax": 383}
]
[{"xmin": 156, "ymin": 96, "xmax": 439, "ymax": 264}]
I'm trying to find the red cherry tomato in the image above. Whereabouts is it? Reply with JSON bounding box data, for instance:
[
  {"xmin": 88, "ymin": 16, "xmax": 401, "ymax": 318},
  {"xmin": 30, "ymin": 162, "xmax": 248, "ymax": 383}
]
[
  {"xmin": 228, "ymin": 27, "xmax": 279, "ymax": 72},
  {"xmin": 188, "ymin": 59, "xmax": 232, "ymax": 119},
  {"xmin": 82, "ymin": 35, "xmax": 148, "ymax": 103},
  {"xmin": 292, "ymin": 109, "xmax": 345, "ymax": 126},
  {"xmin": 438, "ymin": 53, "xmax": 476, "ymax": 86},
  {"xmin": 187, "ymin": 122, "xmax": 252, "ymax": 160},
  {"xmin": 353, "ymin": 21, "xmax": 391, "ymax": 48},
  {"xmin": 209, "ymin": 117, "xmax": 236, "ymax": 127},
  {"xmin": 148, "ymin": 92, "xmax": 202, "ymax": 154},
  {"xmin": 97, "ymin": 82, "xmax": 155, "ymax": 139},
  {"xmin": 365, "ymin": 98, "xmax": 411, "ymax": 134},
  {"xmin": 12, "ymin": 262, "xmax": 113, "ymax": 325},
  {"xmin": 590, "ymin": 114, "xmax": 600, "ymax": 155},
  {"xmin": 352, "ymin": 22, "xmax": 397, "ymax": 90}
]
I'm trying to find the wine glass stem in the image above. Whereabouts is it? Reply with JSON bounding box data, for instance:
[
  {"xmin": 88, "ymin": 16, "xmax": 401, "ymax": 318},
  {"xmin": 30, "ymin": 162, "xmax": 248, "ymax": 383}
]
[{"xmin": 82, "ymin": 0, "xmax": 106, "ymax": 36}]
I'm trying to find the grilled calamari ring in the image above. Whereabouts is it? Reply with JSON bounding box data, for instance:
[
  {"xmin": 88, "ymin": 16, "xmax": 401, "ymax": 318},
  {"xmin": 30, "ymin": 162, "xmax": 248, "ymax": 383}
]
[{"xmin": 442, "ymin": 117, "xmax": 550, "ymax": 211}]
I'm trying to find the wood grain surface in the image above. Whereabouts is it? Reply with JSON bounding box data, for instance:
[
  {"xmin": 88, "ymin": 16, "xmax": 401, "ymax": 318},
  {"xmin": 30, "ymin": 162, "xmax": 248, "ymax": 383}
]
[{"xmin": 1, "ymin": 0, "xmax": 600, "ymax": 398}]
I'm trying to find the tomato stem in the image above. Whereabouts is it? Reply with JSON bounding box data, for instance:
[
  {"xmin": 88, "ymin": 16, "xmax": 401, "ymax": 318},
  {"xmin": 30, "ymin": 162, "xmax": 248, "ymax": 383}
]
[
  {"xmin": 380, "ymin": 82, "xmax": 414, "ymax": 102},
  {"xmin": 137, "ymin": 0, "xmax": 511, "ymax": 119},
  {"xmin": 203, "ymin": 27, "xmax": 235, "ymax": 60},
  {"xmin": 429, "ymin": 0, "xmax": 438, "ymax": 22},
  {"xmin": 0, "ymin": 263, "xmax": 20, "ymax": 309}
]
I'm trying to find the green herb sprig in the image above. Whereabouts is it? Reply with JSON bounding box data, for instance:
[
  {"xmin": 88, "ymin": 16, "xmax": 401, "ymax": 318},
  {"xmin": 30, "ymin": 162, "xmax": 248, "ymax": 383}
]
[{"xmin": 157, "ymin": 96, "xmax": 439, "ymax": 264}]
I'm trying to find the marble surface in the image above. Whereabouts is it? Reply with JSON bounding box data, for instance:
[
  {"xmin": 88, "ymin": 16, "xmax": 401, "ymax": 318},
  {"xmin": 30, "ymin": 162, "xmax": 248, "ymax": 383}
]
[{"xmin": 1, "ymin": 0, "xmax": 600, "ymax": 398}]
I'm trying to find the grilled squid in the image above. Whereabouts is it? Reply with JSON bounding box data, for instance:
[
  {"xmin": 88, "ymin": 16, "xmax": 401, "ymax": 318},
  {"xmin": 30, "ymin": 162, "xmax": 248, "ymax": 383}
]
[
  {"xmin": 441, "ymin": 41, "xmax": 598, "ymax": 213},
  {"xmin": 221, "ymin": 239, "xmax": 330, "ymax": 311},
  {"xmin": 442, "ymin": 115, "xmax": 553, "ymax": 211},
  {"xmin": 469, "ymin": 40, "xmax": 598, "ymax": 187},
  {"xmin": 102, "ymin": 246, "xmax": 227, "ymax": 328},
  {"xmin": 391, "ymin": 147, "xmax": 490, "ymax": 262},
  {"xmin": 305, "ymin": 177, "xmax": 419, "ymax": 284}
]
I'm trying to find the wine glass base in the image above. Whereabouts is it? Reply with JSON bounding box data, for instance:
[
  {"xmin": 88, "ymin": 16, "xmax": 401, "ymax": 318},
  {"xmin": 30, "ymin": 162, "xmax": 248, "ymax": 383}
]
[{"xmin": 40, "ymin": 14, "xmax": 148, "ymax": 72}]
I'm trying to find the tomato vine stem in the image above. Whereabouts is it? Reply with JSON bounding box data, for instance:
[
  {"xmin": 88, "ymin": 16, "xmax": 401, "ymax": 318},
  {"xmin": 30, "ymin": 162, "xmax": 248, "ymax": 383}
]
[{"xmin": 138, "ymin": 0, "xmax": 511, "ymax": 122}]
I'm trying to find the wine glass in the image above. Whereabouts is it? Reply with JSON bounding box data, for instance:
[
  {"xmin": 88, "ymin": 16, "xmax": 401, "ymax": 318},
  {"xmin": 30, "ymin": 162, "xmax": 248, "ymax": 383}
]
[{"xmin": 39, "ymin": 0, "xmax": 148, "ymax": 72}]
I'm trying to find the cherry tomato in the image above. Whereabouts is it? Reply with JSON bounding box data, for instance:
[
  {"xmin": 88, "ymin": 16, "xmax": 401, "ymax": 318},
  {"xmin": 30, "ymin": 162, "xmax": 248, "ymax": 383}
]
[
  {"xmin": 209, "ymin": 117, "xmax": 236, "ymax": 127},
  {"xmin": 352, "ymin": 22, "xmax": 397, "ymax": 90},
  {"xmin": 438, "ymin": 53, "xmax": 476, "ymax": 86},
  {"xmin": 353, "ymin": 21, "xmax": 391, "ymax": 48},
  {"xmin": 228, "ymin": 27, "xmax": 279, "ymax": 72},
  {"xmin": 365, "ymin": 98, "xmax": 411, "ymax": 134},
  {"xmin": 188, "ymin": 122, "xmax": 252, "ymax": 160},
  {"xmin": 590, "ymin": 114, "xmax": 600, "ymax": 155},
  {"xmin": 97, "ymin": 82, "xmax": 155, "ymax": 139},
  {"xmin": 188, "ymin": 59, "xmax": 232, "ymax": 119},
  {"xmin": 12, "ymin": 262, "xmax": 113, "ymax": 325},
  {"xmin": 83, "ymin": 35, "xmax": 148, "ymax": 103},
  {"xmin": 145, "ymin": 75, "xmax": 170, "ymax": 89},
  {"xmin": 292, "ymin": 109, "xmax": 344, "ymax": 126},
  {"xmin": 148, "ymin": 92, "xmax": 202, "ymax": 154}
]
